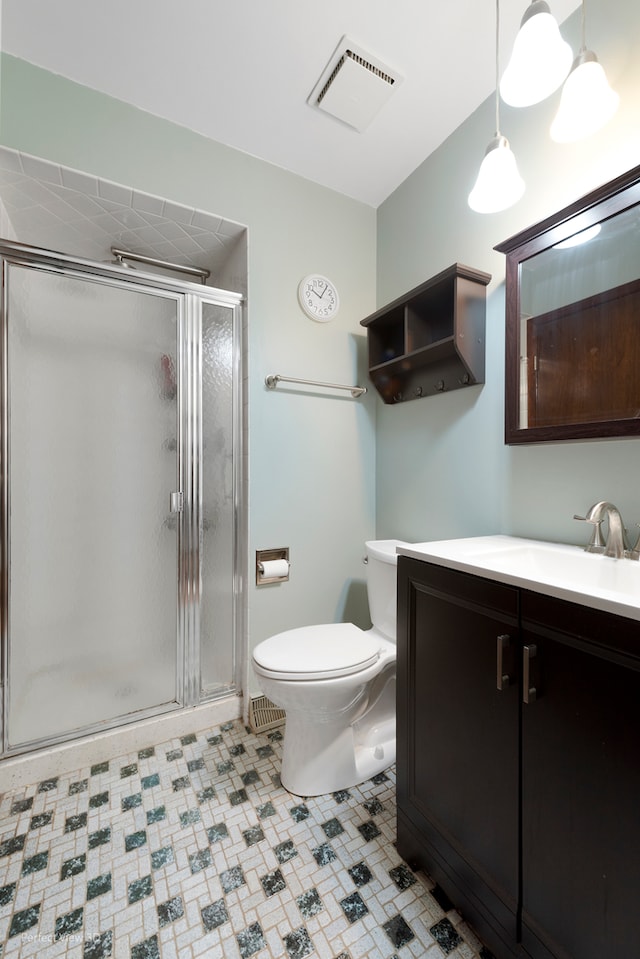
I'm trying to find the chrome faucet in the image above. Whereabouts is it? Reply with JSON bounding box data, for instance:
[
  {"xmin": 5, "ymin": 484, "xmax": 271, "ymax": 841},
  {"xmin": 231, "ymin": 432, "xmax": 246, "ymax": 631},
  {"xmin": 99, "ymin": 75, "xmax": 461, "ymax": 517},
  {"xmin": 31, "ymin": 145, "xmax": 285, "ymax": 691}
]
[{"xmin": 574, "ymin": 501, "xmax": 633, "ymax": 559}]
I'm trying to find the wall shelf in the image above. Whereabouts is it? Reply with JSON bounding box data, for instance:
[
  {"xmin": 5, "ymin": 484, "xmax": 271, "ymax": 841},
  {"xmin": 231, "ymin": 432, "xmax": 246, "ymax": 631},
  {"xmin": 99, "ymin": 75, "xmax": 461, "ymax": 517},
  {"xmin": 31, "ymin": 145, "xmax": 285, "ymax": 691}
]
[{"xmin": 360, "ymin": 263, "xmax": 491, "ymax": 404}]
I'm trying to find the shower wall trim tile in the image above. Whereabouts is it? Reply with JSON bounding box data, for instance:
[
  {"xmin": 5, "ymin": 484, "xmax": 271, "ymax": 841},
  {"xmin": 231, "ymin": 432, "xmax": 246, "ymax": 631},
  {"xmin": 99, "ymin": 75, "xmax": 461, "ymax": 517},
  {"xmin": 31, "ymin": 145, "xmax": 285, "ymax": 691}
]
[
  {"xmin": 0, "ymin": 146, "xmax": 248, "ymax": 289},
  {"xmin": 0, "ymin": 696, "xmax": 241, "ymax": 794}
]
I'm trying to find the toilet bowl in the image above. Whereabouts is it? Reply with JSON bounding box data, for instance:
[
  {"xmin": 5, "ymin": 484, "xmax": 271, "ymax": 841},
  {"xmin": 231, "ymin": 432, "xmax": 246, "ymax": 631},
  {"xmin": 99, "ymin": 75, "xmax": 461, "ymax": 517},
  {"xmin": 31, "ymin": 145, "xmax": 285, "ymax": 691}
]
[{"xmin": 252, "ymin": 539, "xmax": 408, "ymax": 796}]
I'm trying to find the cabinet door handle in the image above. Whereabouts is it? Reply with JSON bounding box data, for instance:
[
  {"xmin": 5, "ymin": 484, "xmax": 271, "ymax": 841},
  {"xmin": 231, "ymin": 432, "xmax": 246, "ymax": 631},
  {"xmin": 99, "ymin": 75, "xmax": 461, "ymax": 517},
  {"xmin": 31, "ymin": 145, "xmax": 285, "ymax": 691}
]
[
  {"xmin": 523, "ymin": 644, "xmax": 537, "ymax": 704},
  {"xmin": 497, "ymin": 634, "xmax": 510, "ymax": 690}
]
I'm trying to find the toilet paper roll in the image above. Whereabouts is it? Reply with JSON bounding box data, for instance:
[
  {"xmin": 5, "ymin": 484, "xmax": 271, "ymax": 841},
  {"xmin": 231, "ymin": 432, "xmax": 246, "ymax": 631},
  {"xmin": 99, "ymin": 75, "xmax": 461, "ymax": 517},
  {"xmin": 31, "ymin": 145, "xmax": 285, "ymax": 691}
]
[{"xmin": 259, "ymin": 559, "xmax": 289, "ymax": 579}]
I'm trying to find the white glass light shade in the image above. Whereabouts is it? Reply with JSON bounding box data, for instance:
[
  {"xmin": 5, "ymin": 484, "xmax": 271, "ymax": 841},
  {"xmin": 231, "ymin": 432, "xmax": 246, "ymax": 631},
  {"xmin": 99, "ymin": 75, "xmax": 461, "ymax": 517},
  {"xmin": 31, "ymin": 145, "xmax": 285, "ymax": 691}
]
[
  {"xmin": 550, "ymin": 51, "xmax": 619, "ymax": 142},
  {"xmin": 468, "ymin": 136, "xmax": 525, "ymax": 214},
  {"xmin": 500, "ymin": 0, "xmax": 573, "ymax": 107}
]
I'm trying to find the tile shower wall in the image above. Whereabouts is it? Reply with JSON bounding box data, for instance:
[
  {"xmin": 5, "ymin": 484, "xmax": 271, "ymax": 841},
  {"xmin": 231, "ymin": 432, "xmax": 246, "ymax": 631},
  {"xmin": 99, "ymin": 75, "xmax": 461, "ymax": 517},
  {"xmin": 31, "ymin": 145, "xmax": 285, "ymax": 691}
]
[{"xmin": 0, "ymin": 720, "xmax": 493, "ymax": 959}]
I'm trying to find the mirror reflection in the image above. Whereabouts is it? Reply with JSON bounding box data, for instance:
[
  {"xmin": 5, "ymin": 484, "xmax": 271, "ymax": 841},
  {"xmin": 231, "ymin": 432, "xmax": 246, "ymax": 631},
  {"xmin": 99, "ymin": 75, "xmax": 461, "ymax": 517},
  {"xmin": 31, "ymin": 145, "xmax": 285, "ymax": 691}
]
[{"xmin": 519, "ymin": 204, "xmax": 640, "ymax": 429}]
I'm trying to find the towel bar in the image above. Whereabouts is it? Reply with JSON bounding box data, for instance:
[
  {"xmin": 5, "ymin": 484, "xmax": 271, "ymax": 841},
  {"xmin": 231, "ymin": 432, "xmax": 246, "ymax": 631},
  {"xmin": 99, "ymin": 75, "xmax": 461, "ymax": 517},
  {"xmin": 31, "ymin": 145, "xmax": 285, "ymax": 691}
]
[{"xmin": 265, "ymin": 374, "xmax": 366, "ymax": 398}]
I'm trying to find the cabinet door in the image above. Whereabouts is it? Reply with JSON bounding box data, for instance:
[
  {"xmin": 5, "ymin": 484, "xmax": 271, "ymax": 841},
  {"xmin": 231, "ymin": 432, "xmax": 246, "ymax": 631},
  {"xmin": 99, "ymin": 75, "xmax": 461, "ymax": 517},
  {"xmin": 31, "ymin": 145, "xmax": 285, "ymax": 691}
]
[
  {"xmin": 397, "ymin": 559, "xmax": 520, "ymax": 946},
  {"xmin": 521, "ymin": 601, "xmax": 640, "ymax": 959}
]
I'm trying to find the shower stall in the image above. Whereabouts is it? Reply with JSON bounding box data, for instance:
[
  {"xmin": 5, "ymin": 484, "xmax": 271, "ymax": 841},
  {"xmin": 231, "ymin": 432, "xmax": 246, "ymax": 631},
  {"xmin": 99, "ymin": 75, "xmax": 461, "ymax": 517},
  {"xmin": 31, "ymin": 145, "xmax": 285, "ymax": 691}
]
[{"xmin": 0, "ymin": 241, "xmax": 244, "ymax": 756}]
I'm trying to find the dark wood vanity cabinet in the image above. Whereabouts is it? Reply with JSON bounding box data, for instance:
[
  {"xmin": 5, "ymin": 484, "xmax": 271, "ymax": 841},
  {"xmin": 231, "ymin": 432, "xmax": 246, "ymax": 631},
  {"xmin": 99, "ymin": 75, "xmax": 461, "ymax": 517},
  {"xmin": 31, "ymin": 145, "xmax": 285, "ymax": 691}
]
[
  {"xmin": 519, "ymin": 592, "xmax": 640, "ymax": 959},
  {"xmin": 396, "ymin": 560, "xmax": 520, "ymax": 946},
  {"xmin": 397, "ymin": 556, "xmax": 640, "ymax": 959}
]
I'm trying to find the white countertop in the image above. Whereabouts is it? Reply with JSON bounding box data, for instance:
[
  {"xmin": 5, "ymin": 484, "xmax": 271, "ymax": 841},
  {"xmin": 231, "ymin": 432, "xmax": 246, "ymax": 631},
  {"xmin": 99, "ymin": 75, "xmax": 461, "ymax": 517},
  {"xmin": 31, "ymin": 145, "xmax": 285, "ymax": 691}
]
[{"xmin": 398, "ymin": 535, "xmax": 640, "ymax": 622}]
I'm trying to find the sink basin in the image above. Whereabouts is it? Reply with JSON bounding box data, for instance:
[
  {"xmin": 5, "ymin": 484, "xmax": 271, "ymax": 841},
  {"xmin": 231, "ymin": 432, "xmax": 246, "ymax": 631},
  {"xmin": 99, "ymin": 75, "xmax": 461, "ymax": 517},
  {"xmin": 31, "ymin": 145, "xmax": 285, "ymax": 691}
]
[{"xmin": 399, "ymin": 535, "xmax": 640, "ymax": 620}]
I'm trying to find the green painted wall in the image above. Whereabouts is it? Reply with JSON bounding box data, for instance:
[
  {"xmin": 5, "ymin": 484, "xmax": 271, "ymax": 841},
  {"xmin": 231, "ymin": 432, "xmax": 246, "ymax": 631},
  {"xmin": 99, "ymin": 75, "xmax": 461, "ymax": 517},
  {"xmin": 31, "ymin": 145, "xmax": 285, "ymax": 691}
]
[
  {"xmin": 376, "ymin": 0, "xmax": 640, "ymax": 548},
  {"xmin": 0, "ymin": 55, "xmax": 378, "ymax": 689}
]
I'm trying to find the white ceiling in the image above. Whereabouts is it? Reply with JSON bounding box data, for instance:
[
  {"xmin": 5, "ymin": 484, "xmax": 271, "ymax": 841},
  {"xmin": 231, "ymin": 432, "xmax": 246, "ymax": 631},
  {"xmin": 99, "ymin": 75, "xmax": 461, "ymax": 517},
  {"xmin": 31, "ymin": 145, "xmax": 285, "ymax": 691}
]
[{"xmin": 1, "ymin": 0, "xmax": 580, "ymax": 207}]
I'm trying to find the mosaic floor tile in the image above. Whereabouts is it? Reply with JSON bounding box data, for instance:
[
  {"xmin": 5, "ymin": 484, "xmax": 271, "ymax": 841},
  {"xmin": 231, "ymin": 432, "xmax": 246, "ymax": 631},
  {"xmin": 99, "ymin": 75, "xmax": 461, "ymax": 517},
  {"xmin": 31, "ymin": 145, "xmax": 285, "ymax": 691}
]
[
  {"xmin": 21, "ymin": 852, "xmax": 48, "ymax": 876},
  {"xmin": 38, "ymin": 778, "xmax": 58, "ymax": 793},
  {"xmin": 383, "ymin": 913, "xmax": 415, "ymax": 949},
  {"xmin": 237, "ymin": 921, "xmax": 266, "ymax": 958},
  {"xmin": 431, "ymin": 916, "xmax": 464, "ymax": 954},
  {"xmin": 242, "ymin": 824, "xmax": 265, "ymax": 847},
  {"xmin": 312, "ymin": 842, "xmax": 337, "ymax": 867},
  {"xmin": 389, "ymin": 862, "xmax": 417, "ymax": 890},
  {"xmin": 8, "ymin": 904, "xmax": 40, "ymax": 938},
  {"xmin": 296, "ymin": 887, "xmax": 323, "ymax": 919},
  {"xmin": 87, "ymin": 873, "xmax": 112, "ymax": 901},
  {"xmin": 55, "ymin": 906, "xmax": 83, "ymax": 939},
  {"xmin": 201, "ymin": 897, "xmax": 228, "ymax": 932},
  {"xmin": 157, "ymin": 895, "xmax": 183, "ymax": 927},
  {"xmin": 88, "ymin": 828, "xmax": 110, "ymax": 850},
  {"xmin": 322, "ymin": 817, "xmax": 344, "ymax": 839},
  {"xmin": 150, "ymin": 847, "xmax": 173, "ymax": 871},
  {"xmin": 131, "ymin": 934, "xmax": 159, "ymax": 959},
  {"xmin": 357, "ymin": 819, "xmax": 382, "ymax": 842},
  {"xmin": 207, "ymin": 822, "xmax": 228, "ymax": 843},
  {"xmin": 188, "ymin": 848, "xmax": 212, "ymax": 874},
  {"xmin": 0, "ymin": 718, "xmax": 494, "ymax": 959},
  {"xmin": 83, "ymin": 929, "xmax": 113, "ymax": 958},
  {"xmin": 282, "ymin": 925, "xmax": 313, "ymax": 959},
  {"xmin": 341, "ymin": 890, "xmax": 369, "ymax": 924},
  {"xmin": 260, "ymin": 867, "xmax": 286, "ymax": 897},
  {"xmin": 128, "ymin": 875, "xmax": 152, "ymax": 905},
  {"xmin": 274, "ymin": 839, "xmax": 298, "ymax": 863},
  {"xmin": 61, "ymin": 853, "xmax": 86, "ymax": 879},
  {"xmin": 348, "ymin": 861, "xmax": 373, "ymax": 887},
  {"xmin": 0, "ymin": 883, "xmax": 16, "ymax": 906}
]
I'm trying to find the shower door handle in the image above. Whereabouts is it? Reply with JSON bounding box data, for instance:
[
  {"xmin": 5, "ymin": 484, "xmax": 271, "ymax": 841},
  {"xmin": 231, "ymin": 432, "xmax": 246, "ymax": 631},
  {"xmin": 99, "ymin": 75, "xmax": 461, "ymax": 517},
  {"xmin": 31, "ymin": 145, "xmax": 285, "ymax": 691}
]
[{"xmin": 169, "ymin": 491, "xmax": 184, "ymax": 513}]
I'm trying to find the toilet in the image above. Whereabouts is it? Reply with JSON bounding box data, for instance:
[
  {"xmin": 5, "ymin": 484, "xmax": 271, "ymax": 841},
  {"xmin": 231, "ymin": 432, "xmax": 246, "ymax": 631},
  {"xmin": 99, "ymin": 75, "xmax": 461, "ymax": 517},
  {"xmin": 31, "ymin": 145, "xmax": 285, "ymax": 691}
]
[{"xmin": 252, "ymin": 539, "xmax": 408, "ymax": 796}]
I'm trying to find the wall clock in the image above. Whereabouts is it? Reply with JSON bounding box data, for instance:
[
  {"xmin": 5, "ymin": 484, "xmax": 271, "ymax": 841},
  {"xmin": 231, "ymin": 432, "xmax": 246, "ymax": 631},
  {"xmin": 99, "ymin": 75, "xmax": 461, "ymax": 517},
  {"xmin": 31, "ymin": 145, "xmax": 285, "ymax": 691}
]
[{"xmin": 297, "ymin": 274, "xmax": 340, "ymax": 322}]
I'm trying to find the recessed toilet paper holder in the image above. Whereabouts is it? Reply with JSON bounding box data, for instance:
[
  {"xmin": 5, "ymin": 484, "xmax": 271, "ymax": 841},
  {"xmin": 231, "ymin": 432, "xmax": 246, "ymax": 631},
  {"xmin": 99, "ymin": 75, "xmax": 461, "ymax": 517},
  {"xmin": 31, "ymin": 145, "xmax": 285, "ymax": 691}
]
[{"xmin": 256, "ymin": 548, "xmax": 290, "ymax": 585}]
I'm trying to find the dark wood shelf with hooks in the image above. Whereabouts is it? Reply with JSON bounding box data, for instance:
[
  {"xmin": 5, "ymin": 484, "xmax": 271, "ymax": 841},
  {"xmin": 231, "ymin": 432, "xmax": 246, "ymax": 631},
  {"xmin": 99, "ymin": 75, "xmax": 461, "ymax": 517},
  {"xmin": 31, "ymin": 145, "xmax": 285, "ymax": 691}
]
[{"xmin": 360, "ymin": 263, "xmax": 491, "ymax": 404}]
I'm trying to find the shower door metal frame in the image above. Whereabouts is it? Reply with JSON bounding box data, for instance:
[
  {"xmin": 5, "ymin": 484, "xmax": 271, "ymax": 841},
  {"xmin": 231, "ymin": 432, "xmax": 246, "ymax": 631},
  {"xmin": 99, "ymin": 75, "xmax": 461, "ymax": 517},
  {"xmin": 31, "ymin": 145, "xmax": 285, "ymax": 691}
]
[{"xmin": 0, "ymin": 240, "xmax": 245, "ymax": 756}]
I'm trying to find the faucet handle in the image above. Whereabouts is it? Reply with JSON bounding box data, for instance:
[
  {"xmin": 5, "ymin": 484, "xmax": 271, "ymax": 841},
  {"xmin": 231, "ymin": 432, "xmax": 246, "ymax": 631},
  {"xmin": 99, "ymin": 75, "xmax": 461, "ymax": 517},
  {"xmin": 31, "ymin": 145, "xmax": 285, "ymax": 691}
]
[
  {"xmin": 627, "ymin": 524, "xmax": 640, "ymax": 561},
  {"xmin": 573, "ymin": 513, "xmax": 606, "ymax": 552}
]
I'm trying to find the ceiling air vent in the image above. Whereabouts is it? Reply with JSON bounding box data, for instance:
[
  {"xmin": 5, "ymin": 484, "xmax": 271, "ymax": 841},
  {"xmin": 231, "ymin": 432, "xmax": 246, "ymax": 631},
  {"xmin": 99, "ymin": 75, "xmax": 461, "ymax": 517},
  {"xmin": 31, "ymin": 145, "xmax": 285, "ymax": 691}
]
[{"xmin": 308, "ymin": 37, "xmax": 403, "ymax": 132}]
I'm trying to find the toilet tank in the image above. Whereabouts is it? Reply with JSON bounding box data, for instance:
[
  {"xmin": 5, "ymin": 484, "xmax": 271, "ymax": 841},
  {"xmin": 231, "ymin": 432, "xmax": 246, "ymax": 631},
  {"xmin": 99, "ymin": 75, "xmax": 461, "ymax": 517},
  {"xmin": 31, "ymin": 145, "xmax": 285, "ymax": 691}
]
[{"xmin": 365, "ymin": 539, "xmax": 409, "ymax": 643}]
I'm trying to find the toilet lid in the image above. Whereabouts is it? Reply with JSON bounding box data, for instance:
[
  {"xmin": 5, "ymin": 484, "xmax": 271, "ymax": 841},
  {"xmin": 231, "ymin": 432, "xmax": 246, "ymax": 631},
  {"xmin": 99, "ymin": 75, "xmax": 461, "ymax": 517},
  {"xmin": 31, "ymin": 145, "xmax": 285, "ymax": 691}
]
[{"xmin": 253, "ymin": 623, "xmax": 381, "ymax": 680}]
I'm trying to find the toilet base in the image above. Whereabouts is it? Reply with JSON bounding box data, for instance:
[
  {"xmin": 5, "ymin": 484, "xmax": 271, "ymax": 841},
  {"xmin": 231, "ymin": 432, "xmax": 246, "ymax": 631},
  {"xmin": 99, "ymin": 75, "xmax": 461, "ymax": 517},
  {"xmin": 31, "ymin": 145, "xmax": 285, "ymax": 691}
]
[{"xmin": 279, "ymin": 712, "xmax": 396, "ymax": 797}]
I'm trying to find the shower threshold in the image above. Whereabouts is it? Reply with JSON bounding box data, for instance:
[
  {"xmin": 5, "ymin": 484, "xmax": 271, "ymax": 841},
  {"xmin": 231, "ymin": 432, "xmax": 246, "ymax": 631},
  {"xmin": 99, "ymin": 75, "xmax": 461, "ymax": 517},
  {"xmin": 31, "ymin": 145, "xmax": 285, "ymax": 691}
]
[{"xmin": 0, "ymin": 694, "xmax": 242, "ymax": 793}]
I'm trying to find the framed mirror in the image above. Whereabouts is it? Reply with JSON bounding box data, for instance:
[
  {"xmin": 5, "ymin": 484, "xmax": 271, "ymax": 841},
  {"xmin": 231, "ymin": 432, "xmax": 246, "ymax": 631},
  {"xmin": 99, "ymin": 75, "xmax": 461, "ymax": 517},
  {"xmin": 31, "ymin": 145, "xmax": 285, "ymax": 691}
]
[{"xmin": 496, "ymin": 164, "xmax": 640, "ymax": 444}]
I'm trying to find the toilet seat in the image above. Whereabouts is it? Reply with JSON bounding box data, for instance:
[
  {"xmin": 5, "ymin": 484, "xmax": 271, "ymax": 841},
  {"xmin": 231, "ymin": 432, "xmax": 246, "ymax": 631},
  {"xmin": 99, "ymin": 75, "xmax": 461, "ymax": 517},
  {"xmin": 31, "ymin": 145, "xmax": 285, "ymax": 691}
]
[{"xmin": 252, "ymin": 623, "xmax": 381, "ymax": 681}]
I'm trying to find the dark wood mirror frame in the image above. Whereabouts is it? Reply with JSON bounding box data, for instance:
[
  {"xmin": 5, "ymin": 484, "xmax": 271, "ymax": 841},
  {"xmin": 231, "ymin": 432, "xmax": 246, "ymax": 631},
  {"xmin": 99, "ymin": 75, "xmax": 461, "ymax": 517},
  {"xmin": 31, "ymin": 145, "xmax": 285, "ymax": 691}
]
[{"xmin": 496, "ymin": 163, "xmax": 640, "ymax": 444}]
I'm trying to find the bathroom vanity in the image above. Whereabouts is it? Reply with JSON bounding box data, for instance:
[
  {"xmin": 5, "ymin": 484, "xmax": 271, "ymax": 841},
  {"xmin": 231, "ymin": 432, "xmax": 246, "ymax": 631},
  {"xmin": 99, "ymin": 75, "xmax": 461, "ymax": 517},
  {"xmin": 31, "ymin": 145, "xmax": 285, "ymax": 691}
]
[{"xmin": 396, "ymin": 538, "xmax": 640, "ymax": 959}]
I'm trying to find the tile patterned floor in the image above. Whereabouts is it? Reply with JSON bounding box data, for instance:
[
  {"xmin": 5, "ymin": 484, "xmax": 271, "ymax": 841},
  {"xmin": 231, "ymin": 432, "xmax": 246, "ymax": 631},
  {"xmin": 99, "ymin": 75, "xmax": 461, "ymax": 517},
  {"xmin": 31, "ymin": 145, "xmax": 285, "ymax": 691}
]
[{"xmin": 0, "ymin": 720, "xmax": 494, "ymax": 959}]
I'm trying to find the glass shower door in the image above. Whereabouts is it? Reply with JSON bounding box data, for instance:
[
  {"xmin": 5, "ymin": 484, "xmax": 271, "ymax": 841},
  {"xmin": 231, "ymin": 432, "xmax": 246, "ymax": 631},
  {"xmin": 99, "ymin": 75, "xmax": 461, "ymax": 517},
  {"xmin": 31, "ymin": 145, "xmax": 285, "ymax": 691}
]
[
  {"xmin": 4, "ymin": 263, "xmax": 182, "ymax": 748},
  {"xmin": 200, "ymin": 300, "xmax": 237, "ymax": 696}
]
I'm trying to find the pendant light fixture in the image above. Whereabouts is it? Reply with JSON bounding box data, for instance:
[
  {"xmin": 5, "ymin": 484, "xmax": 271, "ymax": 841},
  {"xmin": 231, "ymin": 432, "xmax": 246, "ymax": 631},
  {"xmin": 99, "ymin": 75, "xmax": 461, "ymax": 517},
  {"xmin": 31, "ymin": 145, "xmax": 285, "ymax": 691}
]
[
  {"xmin": 553, "ymin": 223, "xmax": 601, "ymax": 249},
  {"xmin": 500, "ymin": 0, "xmax": 572, "ymax": 107},
  {"xmin": 468, "ymin": 0, "xmax": 525, "ymax": 214},
  {"xmin": 550, "ymin": 0, "xmax": 619, "ymax": 142}
]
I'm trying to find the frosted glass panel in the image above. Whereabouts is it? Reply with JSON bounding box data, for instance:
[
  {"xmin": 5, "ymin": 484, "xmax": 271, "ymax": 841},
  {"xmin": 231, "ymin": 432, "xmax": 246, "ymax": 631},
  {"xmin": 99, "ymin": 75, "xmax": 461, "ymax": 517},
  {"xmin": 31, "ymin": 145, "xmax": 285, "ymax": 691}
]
[
  {"xmin": 7, "ymin": 265, "xmax": 180, "ymax": 746},
  {"xmin": 200, "ymin": 302, "xmax": 235, "ymax": 694}
]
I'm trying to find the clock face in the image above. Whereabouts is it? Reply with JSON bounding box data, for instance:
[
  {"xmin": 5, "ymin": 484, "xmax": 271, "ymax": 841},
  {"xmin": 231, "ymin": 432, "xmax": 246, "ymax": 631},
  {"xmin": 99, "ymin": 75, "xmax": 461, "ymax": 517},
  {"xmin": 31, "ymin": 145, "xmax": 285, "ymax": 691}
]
[{"xmin": 298, "ymin": 274, "xmax": 340, "ymax": 322}]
